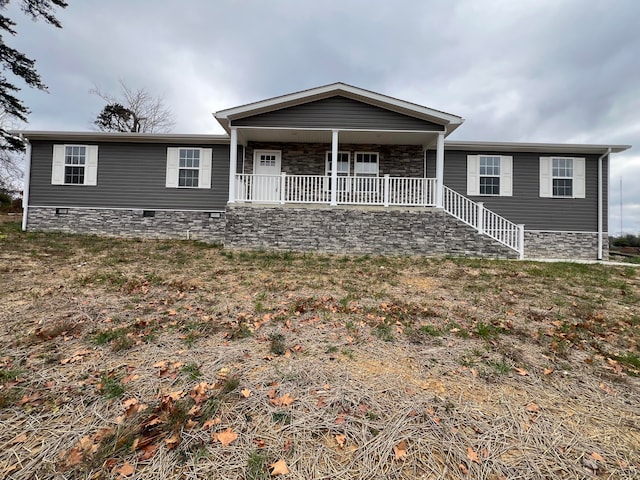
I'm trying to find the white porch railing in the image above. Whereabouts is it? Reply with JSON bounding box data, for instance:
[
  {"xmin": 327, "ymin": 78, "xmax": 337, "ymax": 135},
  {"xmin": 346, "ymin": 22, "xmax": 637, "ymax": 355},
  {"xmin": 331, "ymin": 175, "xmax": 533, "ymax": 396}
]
[
  {"xmin": 235, "ymin": 173, "xmax": 437, "ymax": 207},
  {"xmin": 443, "ymin": 185, "xmax": 524, "ymax": 258}
]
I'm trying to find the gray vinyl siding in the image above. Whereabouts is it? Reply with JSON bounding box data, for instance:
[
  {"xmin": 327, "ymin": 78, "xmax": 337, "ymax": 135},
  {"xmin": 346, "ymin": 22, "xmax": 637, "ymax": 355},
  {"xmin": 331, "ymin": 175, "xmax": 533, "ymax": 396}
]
[
  {"xmin": 28, "ymin": 141, "xmax": 232, "ymax": 210},
  {"xmin": 233, "ymin": 96, "xmax": 445, "ymax": 131},
  {"xmin": 430, "ymin": 150, "xmax": 606, "ymax": 232}
]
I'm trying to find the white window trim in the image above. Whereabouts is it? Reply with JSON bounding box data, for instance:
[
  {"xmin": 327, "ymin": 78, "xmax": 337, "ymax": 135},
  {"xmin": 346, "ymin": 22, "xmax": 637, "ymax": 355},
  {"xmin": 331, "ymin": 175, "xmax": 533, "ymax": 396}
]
[
  {"xmin": 467, "ymin": 155, "xmax": 512, "ymax": 196},
  {"xmin": 166, "ymin": 147, "xmax": 212, "ymax": 189},
  {"xmin": 539, "ymin": 156, "xmax": 585, "ymax": 198},
  {"xmin": 325, "ymin": 151, "xmax": 350, "ymax": 176},
  {"xmin": 354, "ymin": 151, "xmax": 379, "ymax": 177},
  {"xmin": 51, "ymin": 144, "xmax": 98, "ymax": 186}
]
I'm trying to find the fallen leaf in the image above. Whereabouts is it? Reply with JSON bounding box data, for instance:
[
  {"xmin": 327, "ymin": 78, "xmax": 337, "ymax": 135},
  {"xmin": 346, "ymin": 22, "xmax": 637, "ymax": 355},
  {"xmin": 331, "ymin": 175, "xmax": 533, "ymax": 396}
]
[
  {"xmin": 202, "ymin": 418, "xmax": 221, "ymax": 430},
  {"xmin": 394, "ymin": 440, "xmax": 407, "ymax": 460},
  {"xmin": 526, "ymin": 403, "xmax": 540, "ymax": 413},
  {"xmin": 590, "ymin": 451, "xmax": 605, "ymax": 462},
  {"xmin": 116, "ymin": 461, "xmax": 135, "ymax": 476},
  {"xmin": 467, "ymin": 447, "xmax": 481, "ymax": 464},
  {"xmin": 543, "ymin": 367, "xmax": 554, "ymax": 375},
  {"xmin": 165, "ymin": 433, "xmax": 180, "ymax": 450},
  {"xmin": 514, "ymin": 367, "xmax": 528, "ymax": 376},
  {"xmin": 122, "ymin": 374, "xmax": 139, "ymax": 384},
  {"xmin": 138, "ymin": 444, "xmax": 159, "ymax": 461},
  {"xmin": 65, "ymin": 448, "xmax": 83, "ymax": 467},
  {"xmin": 599, "ymin": 383, "xmax": 616, "ymax": 396},
  {"xmin": 240, "ymin": 388, "xmax": 252, "ymax": 398},
  {"xmin": 335, "ymin": 434, "xmax": 346, "ymax": 446},
  {"xmin": 270, "ymin": 459, "xmax": 289, "ymax": 475},
  {"xmin": 214, "ymin": 427, "xmax": 238, "ymax": 447},
  {"xmin": 11, "ymin": 433, "xmax": 28, "ymax": 444}
]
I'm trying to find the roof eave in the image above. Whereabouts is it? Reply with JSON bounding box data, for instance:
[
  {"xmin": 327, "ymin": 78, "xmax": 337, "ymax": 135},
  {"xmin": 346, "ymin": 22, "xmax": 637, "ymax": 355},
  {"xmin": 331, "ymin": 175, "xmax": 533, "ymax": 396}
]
[
  {"xmin": 13, "ymin": 131, "xmax": 231, "ymax": 144},
  {"xmin": 445, "ymin": 140, "xmax": 631, "ymax": 155}
]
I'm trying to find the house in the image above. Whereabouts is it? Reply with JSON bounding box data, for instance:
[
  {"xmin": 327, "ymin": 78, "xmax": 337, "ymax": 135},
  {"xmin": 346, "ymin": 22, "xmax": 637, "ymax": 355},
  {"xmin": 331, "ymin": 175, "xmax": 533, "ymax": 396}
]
[{"xmin": 18, "ymin": 83, "xmax": 630, "ymax": 260}]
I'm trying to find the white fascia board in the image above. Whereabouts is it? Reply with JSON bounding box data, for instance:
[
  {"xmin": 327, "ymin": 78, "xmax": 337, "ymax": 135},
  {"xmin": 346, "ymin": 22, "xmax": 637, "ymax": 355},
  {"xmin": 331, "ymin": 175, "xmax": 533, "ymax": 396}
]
[
  {"xmin": 445, "ymin": 140, "xmax": 631, "ymax": 155},
  {"xmin": 214, "ymin": 82, "xmax": 464, "ymax": 129},
  {"xmin": 14, "ymin": 131, "xmax": 231, "ymax": 144}
]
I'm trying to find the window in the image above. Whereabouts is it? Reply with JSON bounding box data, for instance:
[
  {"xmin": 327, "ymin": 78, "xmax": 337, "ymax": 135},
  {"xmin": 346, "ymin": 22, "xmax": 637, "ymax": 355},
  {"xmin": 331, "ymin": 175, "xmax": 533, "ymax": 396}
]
[
  {"xmin": 325, "ymin": 151, "xmax": 350, "ymax": 195},
  {"xmin": 166, "ymin": 147, "xmax": 212, "ymax": 189},
  {"xmin": 64, "ymin": 146, "xmax": 86, "ymax": 184},
  {"xmin": 179, "ymin": 148, "xmax": 200, "ymax": 187},
  {"xmin": 467, "ymin": 155, "xmax": 512, "ymax": 196},
  {"xmin": 479, "ymin": 156, "xmax": 501, "ymax": 195},
  {"xmin": 354, "ymin": 152, "xmax": 379, "ymax": 177},
  {"xmin": 539, "ymin": 157, "xmax": 585, "ymax": 198},
  {"xmin": 552, "ymin": 158, "xmax": 573, "ymax": 197},
  {"xmin": 51, "ymin": 145, "xmax": 98, "ymax": 186},
  {"xmin": 259, "ymin": 153, "xmax": 277, "ymax": 167},
  {"xmin": 325, "ymin": 151, "xmax": 350, "ymax": 176}
]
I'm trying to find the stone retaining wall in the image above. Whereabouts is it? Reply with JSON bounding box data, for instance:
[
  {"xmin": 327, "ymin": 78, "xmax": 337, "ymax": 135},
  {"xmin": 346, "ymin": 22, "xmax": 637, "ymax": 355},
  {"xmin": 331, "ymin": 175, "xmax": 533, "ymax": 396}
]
[
  {"xmin": 525, "ymin": 231, "xmax": 605, "ymax": 260},
  {"xmin": 27, "ymin": 207, "xmax": 226, "ymax": 243},
  {"xmin": 224, "ymin": 204, "xmax": 518, "ymax": 258}
]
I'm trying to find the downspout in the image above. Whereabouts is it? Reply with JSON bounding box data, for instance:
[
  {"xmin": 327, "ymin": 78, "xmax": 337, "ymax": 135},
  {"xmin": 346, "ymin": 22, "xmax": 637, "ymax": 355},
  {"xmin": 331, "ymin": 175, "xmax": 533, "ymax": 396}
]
[
  {"xmin": 20, "ymin": 134, "xmax": 32, "ymax": 232},
  {"xmin": 597, "ymin": 148, "xmax": 611, "ymax": 260}
]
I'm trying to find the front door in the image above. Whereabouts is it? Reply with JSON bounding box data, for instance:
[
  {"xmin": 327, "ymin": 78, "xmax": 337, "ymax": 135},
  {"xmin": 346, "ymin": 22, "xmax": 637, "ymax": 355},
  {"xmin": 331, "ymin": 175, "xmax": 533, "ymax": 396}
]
[{"xmin": 253, "ymin": 150, "xmax": 282, "ymax": 202}]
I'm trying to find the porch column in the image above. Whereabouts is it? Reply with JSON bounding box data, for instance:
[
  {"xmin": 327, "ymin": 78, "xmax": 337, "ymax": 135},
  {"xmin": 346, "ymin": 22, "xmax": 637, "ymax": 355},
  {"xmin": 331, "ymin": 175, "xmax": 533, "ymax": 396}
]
[
  {"xmin": 330, "ymin": 129, "xmax": 339, "ymax": 206},
  {"xmin": 228, "ymin": 127, "xmax": 237, "ymax": 203},
  {"xmin": 435, "ymin": 132, "xmax": 445, "ymax": 208}
]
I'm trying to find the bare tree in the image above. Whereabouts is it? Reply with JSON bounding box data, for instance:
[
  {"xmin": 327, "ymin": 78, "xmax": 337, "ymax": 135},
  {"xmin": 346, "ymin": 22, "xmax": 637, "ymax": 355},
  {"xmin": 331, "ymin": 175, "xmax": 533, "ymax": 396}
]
[
  {"xmin": 0, "ymin": 111, "xmax": 25, "ymax": 195},
  {"xmin": 92, "ymin": 80, "xmax": 175, "ymax": 133}
]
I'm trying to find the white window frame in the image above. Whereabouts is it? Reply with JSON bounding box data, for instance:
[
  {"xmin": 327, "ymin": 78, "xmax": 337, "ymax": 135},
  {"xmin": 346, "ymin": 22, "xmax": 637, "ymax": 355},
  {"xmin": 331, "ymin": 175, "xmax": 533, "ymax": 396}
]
[
  {"xmin": 166, "ymin": 147, "xmax": 212, "ymax": 189},
  {"xmin": 325, "ymin": 151, "xmax": 350, "ymax": 176},
  {"xmin": 539, "ymin": 156, "xmax": 585, "ymax": 198},
  {"xmin": 51, "ymin": 144, "xmax": 98, "ymax": 186},
  {"xmin": 325, "ymin": 151, "xmax": 351, "ymax": 194},
  {"xmin": 354, "ymin": 152, "xmax": 379, "ymax": 177},
  {"xmin": 467, "ymin": 155, "xmax": 512, "ymax": 196}
]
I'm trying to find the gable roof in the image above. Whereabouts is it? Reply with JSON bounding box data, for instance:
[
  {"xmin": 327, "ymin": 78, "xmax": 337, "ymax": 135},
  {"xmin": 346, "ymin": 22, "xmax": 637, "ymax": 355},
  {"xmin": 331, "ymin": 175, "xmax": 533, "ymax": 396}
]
[{"xmin": 214, "ymin": 82, "xmax": 464, "ymax": 135}]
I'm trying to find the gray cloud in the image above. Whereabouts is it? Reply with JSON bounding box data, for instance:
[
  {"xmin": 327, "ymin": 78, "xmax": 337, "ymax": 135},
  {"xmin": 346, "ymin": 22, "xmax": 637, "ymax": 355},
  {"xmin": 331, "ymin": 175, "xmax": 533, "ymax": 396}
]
[{"xmin": 5, "ymin": 0, "xmax": 639, "ymax": 232}]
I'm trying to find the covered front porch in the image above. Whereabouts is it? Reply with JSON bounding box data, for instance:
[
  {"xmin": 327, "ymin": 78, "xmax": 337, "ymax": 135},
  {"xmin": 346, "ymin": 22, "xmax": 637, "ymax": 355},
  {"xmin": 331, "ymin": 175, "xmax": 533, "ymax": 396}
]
[{"xmin": 227, "ymin": 126, "xmax": 446, "ymax": 208}]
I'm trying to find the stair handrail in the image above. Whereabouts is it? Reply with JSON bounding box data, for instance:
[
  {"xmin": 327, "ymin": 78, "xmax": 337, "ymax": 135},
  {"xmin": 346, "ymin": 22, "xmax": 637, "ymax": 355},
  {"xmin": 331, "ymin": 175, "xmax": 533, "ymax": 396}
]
[{"xmin": 442, "ymin": 185, "xmax": 524, "ymax": 258}]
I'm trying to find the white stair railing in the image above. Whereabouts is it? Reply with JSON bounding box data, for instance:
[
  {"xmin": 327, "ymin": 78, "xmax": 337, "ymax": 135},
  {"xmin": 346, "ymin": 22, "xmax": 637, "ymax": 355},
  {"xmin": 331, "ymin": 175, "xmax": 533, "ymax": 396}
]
[{"xmin": 442, "ymin": 185, "xmax": 524, "ymax": 258}]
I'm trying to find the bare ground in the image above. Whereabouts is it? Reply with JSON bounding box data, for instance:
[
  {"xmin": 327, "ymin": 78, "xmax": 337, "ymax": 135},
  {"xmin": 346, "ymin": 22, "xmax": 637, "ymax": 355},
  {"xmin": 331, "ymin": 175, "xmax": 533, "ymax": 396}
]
[{"xmin": 0, "ymin": 218, "xmax": 639, "ymax": 479}]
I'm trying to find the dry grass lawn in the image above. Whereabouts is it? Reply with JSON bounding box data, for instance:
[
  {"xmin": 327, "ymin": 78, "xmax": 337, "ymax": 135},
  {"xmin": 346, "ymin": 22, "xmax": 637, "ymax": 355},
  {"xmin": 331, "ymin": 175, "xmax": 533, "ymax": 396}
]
[{"xmin": 0, "ymin": 217, "xmax": 639, "ymax": 479}]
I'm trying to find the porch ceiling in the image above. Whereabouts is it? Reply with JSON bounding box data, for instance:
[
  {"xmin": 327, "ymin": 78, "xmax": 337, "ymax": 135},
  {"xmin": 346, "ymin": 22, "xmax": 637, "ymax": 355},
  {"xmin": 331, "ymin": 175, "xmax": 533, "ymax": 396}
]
[{"xmin": 236, "ymin": 127, "xmax": 438, "ymax": 147}]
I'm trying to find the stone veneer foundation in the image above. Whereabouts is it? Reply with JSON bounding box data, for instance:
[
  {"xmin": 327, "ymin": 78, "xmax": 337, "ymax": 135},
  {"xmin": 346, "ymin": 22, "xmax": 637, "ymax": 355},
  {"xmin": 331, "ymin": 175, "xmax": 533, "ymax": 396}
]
[
  {"xmin": 26, "ymin": 206, "xmax": 603, "ymax": 260},
  {"xmin": 525, "ymin": 231, "xmax": 606, "ymax": 260},
  {"xmin": 27, "ymin": 207, "xmax": 226, "ymax": 243},
  {"xmin": 224, "ymin": 204, "xmax": 518, "ymax": 258}
]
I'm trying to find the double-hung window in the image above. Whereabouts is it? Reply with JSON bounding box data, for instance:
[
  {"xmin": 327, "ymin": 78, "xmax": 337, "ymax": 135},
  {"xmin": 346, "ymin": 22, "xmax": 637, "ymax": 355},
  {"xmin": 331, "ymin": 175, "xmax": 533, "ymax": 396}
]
[
  {"xmin": 64, "ymin": 146, "xmax": 86, "ymax": 184},
  {"xmin": 178, "ymin": 148, "xmax": 200, "ymax": 187},
  {"xmin": 354, "ymin": 152, "xmax": 379, "ymax": 177},
  {"xmin": 325, "ymin": 151, "xmax": 350, "ymax": 177},
  {"xmin": 166, "ymin": 147, "xmax": 212, "ymax": 189},
  {"xmin": 539, "ymin": 156, "xmax": 585, "ymax": 198},
  {"xmin": 479, "ymin": 156, "xmax": 501, "ymax": 195},
  {"xmin": 51, "ymin": 144, "xmax": 98, "ymax": 186},
  {"xmin": 467, "ymin": 155, "xmax": 512, "ymax": 196},
  {"xmin": 552, "ymin": 158, "xmax": 573, "ymax": 197},
  {"xmin": 325, "ymin": 151, "xmax": 350, "ymax": 193}
]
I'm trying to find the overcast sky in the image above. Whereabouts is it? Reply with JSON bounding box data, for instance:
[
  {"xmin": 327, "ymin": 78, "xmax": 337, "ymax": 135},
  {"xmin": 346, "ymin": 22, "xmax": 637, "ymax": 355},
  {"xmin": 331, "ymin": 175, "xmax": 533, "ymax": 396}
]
[{"xmin": 6, "ymin": 0, "xmax": 640, "ymax": 233}]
